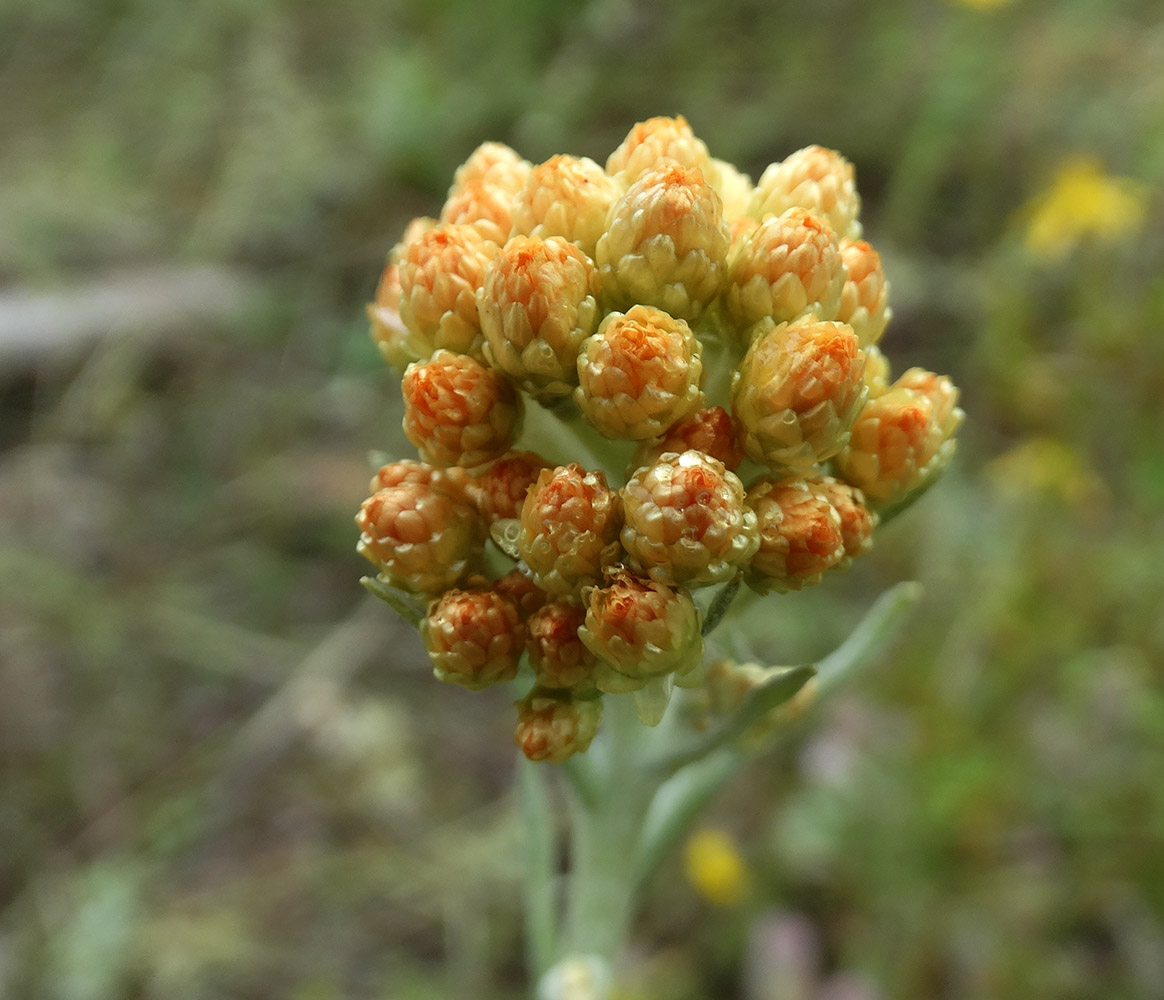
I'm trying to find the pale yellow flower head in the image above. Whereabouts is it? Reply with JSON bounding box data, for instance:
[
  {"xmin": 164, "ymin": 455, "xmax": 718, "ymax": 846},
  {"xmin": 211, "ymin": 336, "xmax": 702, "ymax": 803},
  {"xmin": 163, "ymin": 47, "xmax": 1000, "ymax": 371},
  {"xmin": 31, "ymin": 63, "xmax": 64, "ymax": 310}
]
[
  {"xmin": 606, "ymin": 114, "xmax": 713, "ymax": 186},
  {"xmin": 1023, "ymin": 156, "xmax": 1149, "ymax": 260},
  {"xmin": 750, "ymin": 145, "xmax": 862, "ymax": 240},
  {"xmin": 510, "ymin": 154, "xmax": 621, "ymax": 258},
  {"xmin": 684, "ymin": 829, "xmax": 748, "ymax": 908}
]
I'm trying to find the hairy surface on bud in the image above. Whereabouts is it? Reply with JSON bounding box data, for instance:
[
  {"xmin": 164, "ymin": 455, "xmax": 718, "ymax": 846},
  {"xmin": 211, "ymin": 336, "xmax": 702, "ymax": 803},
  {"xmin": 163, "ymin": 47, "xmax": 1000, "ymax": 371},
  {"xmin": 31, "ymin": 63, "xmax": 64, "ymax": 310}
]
[
  {"xmin": 835, "ymin": 370, "xmax": 962, "ymax": 505},
  {"xmin": 402, "ymin": 350, "xmax": 522, "ymax": 469},
  {"xmin": 633, "ymin": 405, "xmax": 745, "ymax": 472},
  {"xmin": 517, "ymin": 464, "xmax": 623, "ymax": 596},
  {"xmin": 579, "ymin": 570, "xmax": 704, "ymax": 693},
  {"xmin": 422, "ymin": 588, "xmax": 525, "ymax": 689},
  {"xmin": 397, "ymin": 224, "xmax": 498, "ymax": 357},
  {"xmin": 575, "ymin": 305, "xmax": 705, "ymax": 440},
  {"xmin": 464, "ymin": 450, "xmax": 550, "ymax": 525},
  {"xmin": 356, "ymin": 483, "xmax": 484, "ymax": 594},
  {"xmin": 749, "ymin": 145, "xmax": 862, "ymax": 241},
  {"xmin": 440, "ymin": 179, "xmax": 516, "ymax": 246},
  {"xmin": 814, "ymin": 475, "xmax": 877, "ymax": 567},
  {"xmin": 837, "ymin": 239, "xmax": 890, "ymax": 347},
  {"xmin": 451, "ymin": 141, "xmax": 530, "ymax": 194},
  {"xmin": 527, "ymin": 601, "xmax": 597, "ymax": 691},
  {"xmin": 605, "ymin": 115, "xmax": 713, "ymax": 185},
  {"xmin": 478, "ymin": 236, "xmax": 601, "ymax": 400},
  {"xmin": 745, "ymin": 477, "xmax": 846, "ymax": 593},
  {"xmin": 732, "ymin": 318, "xmax": 867, "ymax": 472},
  {"xmin": 621, "ymin": 451, "xmax": 759, "ymax": 587},
  {"xmin": 492, "ymin": 567, "xmax": 549, "ymax": 620},
  {"xmin": 509, "ymin": 155, "xmax": 620, "ymax": 257},
  {"xmin": 514, "ymin": 689, "xmax": 602, "ymax": 764},
  {"xmin": 725, "ymin": 209, "xmax": 845, "ymax": 331},
  {"xmin": 596, "ymin": 164, "xmax": 730, "ymax": 322}
]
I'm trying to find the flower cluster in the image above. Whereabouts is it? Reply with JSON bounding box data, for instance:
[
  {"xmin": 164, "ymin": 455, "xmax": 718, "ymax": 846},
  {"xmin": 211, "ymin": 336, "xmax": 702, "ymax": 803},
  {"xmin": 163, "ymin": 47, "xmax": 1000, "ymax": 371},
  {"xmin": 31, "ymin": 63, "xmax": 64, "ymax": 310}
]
[{"xmin": 358, "ymin": 116, "xmax": 962, "ymax": 764}]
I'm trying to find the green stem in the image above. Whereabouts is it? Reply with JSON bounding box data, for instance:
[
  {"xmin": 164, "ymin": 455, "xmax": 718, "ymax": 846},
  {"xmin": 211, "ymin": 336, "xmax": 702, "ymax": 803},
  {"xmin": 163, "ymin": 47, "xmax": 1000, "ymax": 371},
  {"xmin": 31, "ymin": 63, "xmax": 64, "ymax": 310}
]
[{"xmin": 519, "ymin": 755, "xmax": 559, "ymax": 981}]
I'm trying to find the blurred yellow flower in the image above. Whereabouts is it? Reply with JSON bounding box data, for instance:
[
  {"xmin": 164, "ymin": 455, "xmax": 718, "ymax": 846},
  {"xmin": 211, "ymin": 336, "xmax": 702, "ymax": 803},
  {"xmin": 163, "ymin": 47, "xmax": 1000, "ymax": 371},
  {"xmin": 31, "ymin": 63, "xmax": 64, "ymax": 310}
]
[
  {"xmin": 986, "ymin": 436, "xmax": 1107, "ymax": 508},
  {"xmin": 683, "ymin": 829, "xmax": 748, "ymax": 907},
  {"xmin": 953, "ymin": 0, "xmax": 1014, "ymax": 9},
  {"xmin": 1022, "ymin": 157, "xmax": 1149, "ymax": 260}
]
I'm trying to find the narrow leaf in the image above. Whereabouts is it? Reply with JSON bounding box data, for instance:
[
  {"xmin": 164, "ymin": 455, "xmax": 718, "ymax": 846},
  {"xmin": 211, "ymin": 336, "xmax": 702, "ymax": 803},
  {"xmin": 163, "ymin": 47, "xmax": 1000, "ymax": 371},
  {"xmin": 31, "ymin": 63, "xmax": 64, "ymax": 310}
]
[
  {"xmin": 360, "ymin": 575, "xmax": 424, "ymax": 629},
  {"xmin": 701, "ymin": 573, "xmax": 742, "ymax": 637}
]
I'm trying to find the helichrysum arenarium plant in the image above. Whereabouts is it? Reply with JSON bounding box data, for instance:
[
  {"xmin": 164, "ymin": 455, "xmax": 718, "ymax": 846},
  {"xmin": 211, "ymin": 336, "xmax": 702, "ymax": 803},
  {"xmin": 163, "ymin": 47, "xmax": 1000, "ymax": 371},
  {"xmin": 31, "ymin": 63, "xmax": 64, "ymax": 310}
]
[{"xmin": 358, "ymin": 116, "xmax": 962, "ymax": 998}]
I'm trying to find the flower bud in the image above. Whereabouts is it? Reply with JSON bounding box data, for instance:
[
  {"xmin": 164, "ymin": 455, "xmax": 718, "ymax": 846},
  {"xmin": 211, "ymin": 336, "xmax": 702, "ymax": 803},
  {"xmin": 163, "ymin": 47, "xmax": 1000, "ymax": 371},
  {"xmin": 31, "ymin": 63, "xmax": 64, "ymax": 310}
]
[
  {"xmin": 509, "ymin": 155, "xmax": 620, "ymax": 257},
  {"xmin": 492, "ymin": 567, "xmax": 549, "ymax": 620},
  {"xmin": 579, "ymin": 569, "xmax": 703, "ymax": 694},
  {"xmin": 397, "ymin": 224, "xmax": 498, "ymax": 357},
  {"xmin": 518, "ymin": 464, "xmax": 623, "ymax": 597},
  {"xmin": 368, "ymin": 262, "xmax": 429, "ymax": 371},
  {"xmin": 402, "ymin": 350, "xmax": 522, "ymax": 469},
  {"xmin": 710, "ymin": 158, "xmax": 754, "ymax": 223},
  {"xmin": 478, "ymin": 235, "xmax": 602, "ymax": 400},
  {"xmin": 814, "ymin": 475, "xmax": 877, "ymax": 567},
  {"xmin": 632, "ymin": 405, "xmax": 745, "ymax": 472},
  {"xmin": 514, "ymin": 688, "xmax": 602, "ymax": 764},
  {"xmin": 596, "ymin": 164, "xmax": 730, "ymax": 322},
  {"xmin": 732, "ymin": 317, "xmax": 867, "ymax": 473},
  {"xmin": 745, "ymin": 476, "xmax": 846, "ymax": 593},
  {"xmin": 836, "ymin": 239, "xmax": 891, "ymax": 347},
  {"xmin": 605, "ymin": 115, "xmax": 713, "ymax": 186},
  {"xmin": 355, "ymin": 482, "xmax": 484, "ymax": 594},
  {"xmin": 526, "ymin": 601, "xmax": 597, "ymax": 691},
  {"xmin": 464, "ymin": 450, "xmax": 551, "ymax": 525},
  {"xmin": 863, "ymin": 344, "xmax": 892, "ymax": 398},
  {"xmin": 749, "ymin": 145, "xmax": 862, "ymax": 240},
  {"xmin": 451, "ymin": 141, "xmax": 530, "ymax": 194},
  {"xmin": 575, "ymin": 305, "xmax": 705, "ymax": 440},
  {"xmin": 421, "ymin": 587, "xmax": 525, "ymax": 689},
  {"xmin": 724, "ymin": 209, "xmax": 845, "ymax": 331},
  {"xmin": 368, "ymin": 458, "xmax": 471, "ymax": 503},
  {"xmin": 834, "ymin": 369, "xmax": 962, "ymax": 506},
  {"xmin": 620, "ymin": 450, "xmax": 759, "ymax": 587},
  {"xmin": 440, "ymin": 179, "xmax": 516, "ymax": 246}
]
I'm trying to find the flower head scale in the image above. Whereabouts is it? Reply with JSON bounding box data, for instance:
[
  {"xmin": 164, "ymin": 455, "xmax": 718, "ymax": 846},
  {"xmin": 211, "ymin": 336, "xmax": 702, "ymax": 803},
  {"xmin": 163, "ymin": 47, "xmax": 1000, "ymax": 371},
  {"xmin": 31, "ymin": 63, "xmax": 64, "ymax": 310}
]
[
  {"xmin": 745, "ymin": 476, "xmax": 846, "ymax": 594},
  {"xmin": 509, "ymin": 155, "xmax": 621, "ymax": 258},
  {"xmin": 749, "ymin": 145, "xmax": 862, "ymax": 241},
  {"xmin": 575, "ymin": 305, "xmax": 705, "ymax": 441},
  {"xmin": 396, "ymin": 223, "xmax": 498, "ymax": 358},
  {"xmin": 732, "ymin": 317, "xmax": 867, "ymax": 473},
  {"xmin": 605, "ymin": 115, "xmax": 713, "ymax": 186},
  {"xmin": 355, "ymin": 482, "xmax": 484, "ymax": 595},
  {"xmin": 596, "ymin": 163, "xmax": 731, "ymax": 322},
  {"xmin": 478, "ymin": 235, "xmax": 602, "ymax": 401},
  {"xmin": 402, "ymin": 350, "xmax": 523, "ymax": 469},
  {"xmin": 464, "ymin": 450, "xmax": 551, "ymax": 525},
  {"xmin": 620, "ymin": 450, "xmax": 759, "ymax": 587},
  {"xmin": 526, "ymin": 601, "xmax": 597, "ymax": 691},
  {"xmin": 579, "ymin": 569, "xmax": 703, "ymax": 694},
  {"xmin": 422, "ymin": 587, "xmax": 525, "ymax": 689},
  {"xmin": 517, "ymin": 464, "xmax": 623, "ymax": 597}
]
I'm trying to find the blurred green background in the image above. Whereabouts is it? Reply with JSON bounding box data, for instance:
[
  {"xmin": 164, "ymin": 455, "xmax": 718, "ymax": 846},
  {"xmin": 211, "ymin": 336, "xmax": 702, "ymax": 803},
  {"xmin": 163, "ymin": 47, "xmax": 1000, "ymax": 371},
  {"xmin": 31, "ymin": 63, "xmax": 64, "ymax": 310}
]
[{"xmin": 1, "ymin": 0, "xmax": 1163, "ymax": 997}]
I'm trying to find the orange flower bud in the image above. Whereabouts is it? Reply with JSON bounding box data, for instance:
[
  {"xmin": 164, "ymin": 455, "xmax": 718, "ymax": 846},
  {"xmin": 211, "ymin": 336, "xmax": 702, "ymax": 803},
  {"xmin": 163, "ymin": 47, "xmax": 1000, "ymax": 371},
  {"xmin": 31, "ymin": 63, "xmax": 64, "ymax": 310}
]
[
  {"xmin": 355, "ymin": 482, "xmax": 484, "ymax": 595},
  {"xmin": 514, "ymin": 688, "xmax": 603, "ymax": 764},
  {"xmin": 725, "ymin": 209, "xmax": 845, "ymax": 331},
  {"xmin": 510, "ymin": 155, "xmax": 620, "ymax": 257},
  {"xmin": 492, "ymin": 567, "xmax": 549, "ymax": 620},
  {"xmin": 745, "ymin": 477, "xmax": 846, "ymax": 593},
  {"xmin": 422, "ymin": 588, "xmax": 525, "ymax": 689},
  {"xmin": 632, "ymin": 405, "xmax": 745, "ymax": 472},
  {"xmin": 478, "ymin": 235, "xmax": 602, "ymax": 400},
  {"xmin": 596, "ymin": 163, "xmax": 730, "ymax": 322},
  {"xmin": 620, "ymin": 451, "xmax": 759, "ymax": 587},
  {"xmin": 451, "ymin": 142, "xmax": 530, "ymax": 194},
  {"xmin": 368, "ymin": 458, "xmax": 471, "ymax": 503},
  {"xmin": 527, "ymin": 601, "xmax": 597, "ymax": 691},
  {"xmin": 579, "ymin": 569, "xmax": 704, "ymax": 694},
  {"xmin": 575, "ymin": 305, "xmax": 705, "ymax": 441},
  {"xmin": 605, "ymin": 115, "xmax": 713, "ymax": 185},
  {"xmin": 732, "ymin": 318, "xmax": 867, "ymax": 473},
  {"xmin": 440, "ymin": 179, "xmax": 516, "ymax": 246},
  {"xmin": 464, "ymin": 450, "xmax": 551, "ymax": 525},
  {"xmin": 836, "ymin": 239, "xmax": 891, "ymax": 347},
  {"xmin": 402, "ymin": 350, "xmax": 522, "ymax": 469},
  {"xmin": 749, "ymin": 145, "xmax": 862, "ymax": 240},
  {"xmin": 814, "ymin": 475, "xmax": 877, "ymax": 567},
  {"xmin": 517, "ymin": 464, "xmax": 623, "ymax": 597}
]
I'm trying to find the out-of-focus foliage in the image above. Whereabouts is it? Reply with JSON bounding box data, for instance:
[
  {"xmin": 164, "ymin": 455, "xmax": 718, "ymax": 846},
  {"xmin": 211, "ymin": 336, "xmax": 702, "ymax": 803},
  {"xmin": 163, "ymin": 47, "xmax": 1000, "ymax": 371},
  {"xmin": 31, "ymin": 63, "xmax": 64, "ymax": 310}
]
[{"xmin": 1, "ymin": 0, "xmax": 1162, "ymax": 997}]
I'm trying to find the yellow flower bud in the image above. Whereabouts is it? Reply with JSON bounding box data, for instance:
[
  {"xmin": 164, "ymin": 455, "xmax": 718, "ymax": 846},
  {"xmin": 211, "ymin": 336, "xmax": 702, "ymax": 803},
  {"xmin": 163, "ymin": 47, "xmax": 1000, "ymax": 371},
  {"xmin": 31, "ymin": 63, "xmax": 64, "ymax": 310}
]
[
  {"xmin": 605, "ymin": 114, "xmax": 713, "ymax": 186},
  {"xmin": 836, "ymin": 239, "xmax": 891, "ymax": 347},
  {"xmin": 745, "ymin": 476, "xmax": 846, "ymax": 594},
  {"xmin": 509, "ymin": 155, "xmax": 620, "ymax": 258},
  {"xmin": 750, "ymin": 145, "xmax": 862, "ymax": 240}
]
